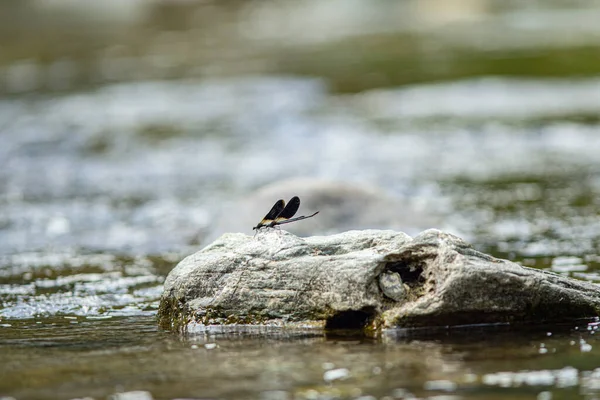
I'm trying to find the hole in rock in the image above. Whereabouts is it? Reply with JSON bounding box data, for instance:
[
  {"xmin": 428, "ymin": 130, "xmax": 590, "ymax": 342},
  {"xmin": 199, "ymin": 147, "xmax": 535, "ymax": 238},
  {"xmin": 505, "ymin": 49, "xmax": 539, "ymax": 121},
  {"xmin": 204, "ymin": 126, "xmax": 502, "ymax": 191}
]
[
  {"xmin": 325, "ymin": 307, "xmax": 376, "ymax": 330},
  {"xmin": 386, "ymin": 261, "xmax": 424, "ymax": 285}
]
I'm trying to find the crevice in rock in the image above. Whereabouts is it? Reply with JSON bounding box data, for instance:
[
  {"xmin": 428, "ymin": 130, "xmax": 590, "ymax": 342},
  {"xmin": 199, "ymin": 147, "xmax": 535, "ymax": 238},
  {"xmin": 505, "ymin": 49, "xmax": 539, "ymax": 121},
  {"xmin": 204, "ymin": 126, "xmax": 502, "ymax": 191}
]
[
  {"xmin": 385, "ymin": 261, "xmax": 425, "ymax": 287},
  {"xmin": 325, "ymin": 306, "xmax": 376, "ymax": 330}
]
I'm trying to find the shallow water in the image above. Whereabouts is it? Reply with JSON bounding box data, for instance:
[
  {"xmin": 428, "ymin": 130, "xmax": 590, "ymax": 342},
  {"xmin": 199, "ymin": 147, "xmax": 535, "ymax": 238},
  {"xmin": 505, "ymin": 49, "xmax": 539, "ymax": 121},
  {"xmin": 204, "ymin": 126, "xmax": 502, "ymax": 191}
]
[
  {"xmin": 2, "ymin": 317, "xmax": 600, "ymax": 399},
  {"xmin": 2, "ymin": 1, "xmax": 600, "ymax": 399}
]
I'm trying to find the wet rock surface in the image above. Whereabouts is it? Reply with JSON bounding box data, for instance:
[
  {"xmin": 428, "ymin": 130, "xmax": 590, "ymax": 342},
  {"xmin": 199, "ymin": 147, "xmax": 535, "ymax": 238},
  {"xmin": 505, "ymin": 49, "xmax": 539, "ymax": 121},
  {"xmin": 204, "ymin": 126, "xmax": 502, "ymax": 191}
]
[{"xmin": 159, "ymin": 229, "xmax": 600, "ymax": 331}]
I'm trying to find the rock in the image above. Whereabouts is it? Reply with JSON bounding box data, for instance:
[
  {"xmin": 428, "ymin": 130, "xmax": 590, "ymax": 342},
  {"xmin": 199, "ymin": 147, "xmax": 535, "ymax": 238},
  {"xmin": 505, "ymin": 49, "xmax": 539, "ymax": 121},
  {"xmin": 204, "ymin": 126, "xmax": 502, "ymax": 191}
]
[
  {"xmin": 159, "ymin": 229, "xmax": 600, "ymax": 331},
  {"xmin": 323, "ymin": 368, "xmax": 350, "ymax": 382},
  {"xmin": 108, "ymin": 391, "xmax": 154, "ymax": 400},
  {"xmin": 379, "ymin": 271, "xmax": 406, "ymax": 302}
]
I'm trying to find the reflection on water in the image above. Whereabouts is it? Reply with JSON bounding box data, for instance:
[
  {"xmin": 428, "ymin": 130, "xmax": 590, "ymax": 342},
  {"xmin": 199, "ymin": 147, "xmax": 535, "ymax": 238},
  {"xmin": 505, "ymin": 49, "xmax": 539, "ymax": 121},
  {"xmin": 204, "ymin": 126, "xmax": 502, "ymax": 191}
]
[
  {"xmin": 2, "ymin": 316, "xmax": 600, "ymax": 399},
  {"xmin": 2, "ymin": 1, "xmax": 600, "ymax": 399}
]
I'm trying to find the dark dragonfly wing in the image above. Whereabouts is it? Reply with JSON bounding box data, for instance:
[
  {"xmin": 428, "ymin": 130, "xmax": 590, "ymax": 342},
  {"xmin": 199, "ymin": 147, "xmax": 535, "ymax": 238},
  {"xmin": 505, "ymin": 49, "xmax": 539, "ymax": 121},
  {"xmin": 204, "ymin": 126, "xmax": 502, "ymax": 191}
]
[
  {"xmin": 268, "ymin": 196, "xmax": 319, "ymax": 227},
  {"xmin": 254, "ymin": 196, "xmax": 319, "ymax": 231},
  {"xmin": 253, "ymin": 199, "xmax": 285, "ymax": 230},
  {"xmin": 272, "ymin": 196, "xmax": 300, "ymax": 224}
]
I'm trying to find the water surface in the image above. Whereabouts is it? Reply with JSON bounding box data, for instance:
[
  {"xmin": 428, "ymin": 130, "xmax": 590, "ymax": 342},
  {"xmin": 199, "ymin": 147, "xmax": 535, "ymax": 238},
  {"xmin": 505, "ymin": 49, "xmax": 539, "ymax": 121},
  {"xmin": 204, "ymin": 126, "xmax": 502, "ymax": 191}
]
[{"xmin": 3, "ymin": 317, "xmax": 600, "ymax": 400}]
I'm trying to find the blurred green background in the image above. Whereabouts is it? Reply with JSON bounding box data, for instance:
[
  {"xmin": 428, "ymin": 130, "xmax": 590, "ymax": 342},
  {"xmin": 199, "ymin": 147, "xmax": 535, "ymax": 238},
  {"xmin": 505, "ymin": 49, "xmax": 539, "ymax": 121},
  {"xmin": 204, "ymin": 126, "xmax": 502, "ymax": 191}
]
[{"xmin": 3, "ymin": 0, "xmax": 600, "ymax": 95}]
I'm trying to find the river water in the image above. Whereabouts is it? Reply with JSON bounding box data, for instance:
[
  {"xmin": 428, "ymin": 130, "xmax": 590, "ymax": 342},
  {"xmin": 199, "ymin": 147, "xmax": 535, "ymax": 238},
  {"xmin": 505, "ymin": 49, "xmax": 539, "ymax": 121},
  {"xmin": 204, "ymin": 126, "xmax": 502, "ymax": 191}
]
[{"xmin": 2, "ymin": 1, "xmax": 600, "ymax": 399}]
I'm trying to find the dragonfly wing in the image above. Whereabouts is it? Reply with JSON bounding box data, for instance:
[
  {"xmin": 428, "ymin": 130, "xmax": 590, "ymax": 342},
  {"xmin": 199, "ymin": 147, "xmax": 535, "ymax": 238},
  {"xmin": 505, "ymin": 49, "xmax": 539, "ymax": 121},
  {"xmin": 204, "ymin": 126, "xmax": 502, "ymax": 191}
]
[{"xmin": 253, "ymin": 199, "xmax": 285, "ymax": 229}]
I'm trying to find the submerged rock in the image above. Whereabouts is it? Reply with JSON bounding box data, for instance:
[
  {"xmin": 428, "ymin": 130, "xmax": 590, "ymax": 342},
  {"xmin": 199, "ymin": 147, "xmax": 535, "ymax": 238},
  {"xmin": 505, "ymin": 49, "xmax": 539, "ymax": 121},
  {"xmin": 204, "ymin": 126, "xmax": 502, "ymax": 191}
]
[{"xmin": 158, "ymin": 229, "xmax": 600, "ymax": 331}]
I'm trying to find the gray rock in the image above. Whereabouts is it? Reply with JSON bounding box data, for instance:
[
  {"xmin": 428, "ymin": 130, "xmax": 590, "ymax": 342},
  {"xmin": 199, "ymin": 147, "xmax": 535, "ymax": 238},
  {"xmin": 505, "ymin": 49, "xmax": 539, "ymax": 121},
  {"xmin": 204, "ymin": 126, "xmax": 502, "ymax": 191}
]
[
  {"xmin": 159, "ymin": 229, "xmax": 600, "ymax": 331},
  {"xmin": 379, "ymin": 271, "xmax": 406, "ymax": 302}
]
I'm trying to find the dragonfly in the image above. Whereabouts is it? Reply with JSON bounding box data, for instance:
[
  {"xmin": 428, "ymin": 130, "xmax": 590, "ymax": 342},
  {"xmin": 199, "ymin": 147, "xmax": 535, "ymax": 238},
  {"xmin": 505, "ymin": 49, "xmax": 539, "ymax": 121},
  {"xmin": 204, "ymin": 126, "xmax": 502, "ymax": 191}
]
[{"xmin": 252, "ymin": 196, "xmax": 319, "ymax": 232}]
